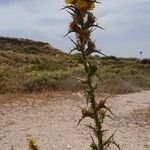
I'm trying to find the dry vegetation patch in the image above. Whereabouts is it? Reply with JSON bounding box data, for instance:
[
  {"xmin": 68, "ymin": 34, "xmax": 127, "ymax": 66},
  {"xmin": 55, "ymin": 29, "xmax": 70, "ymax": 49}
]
[{"xmin": 0, "ymin": 37, "xmax": 150, "ymax": 94}]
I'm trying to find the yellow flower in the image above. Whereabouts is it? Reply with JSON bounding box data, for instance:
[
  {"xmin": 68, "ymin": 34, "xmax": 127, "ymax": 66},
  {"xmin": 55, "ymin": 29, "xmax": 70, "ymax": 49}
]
[
  {"xmin": 75, "ymin": 0, "xmax": 95, "ymax": 11},
  {"xmin": 28, "ymin": 137, "xmax": 40, "ymax": 150},
  {"xmin": 88, "ymin": 2, "xmax": 95, "ymax": 10},
  {"xmin": 75, "ymin": 0, "xmax": 88, "ymax": 10},
  {"xmin": 65, "ymin": 0, "xmax": 74, "ymax": 5}
]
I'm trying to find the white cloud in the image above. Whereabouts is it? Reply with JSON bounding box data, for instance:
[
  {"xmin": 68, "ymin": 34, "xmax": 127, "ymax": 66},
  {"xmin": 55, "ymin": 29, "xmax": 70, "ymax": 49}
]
[{"xmin": 0, "ymin": 0, "xmax": 149, "ymax": 58}]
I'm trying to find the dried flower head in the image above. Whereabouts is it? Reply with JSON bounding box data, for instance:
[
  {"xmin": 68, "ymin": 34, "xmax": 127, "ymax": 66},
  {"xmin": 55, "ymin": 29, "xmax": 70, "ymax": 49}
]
[
  {"xmin": 79, "ymin": 29, "xmax": 90, "ymax": 39},
  {"xmin": 88, "ymin": 40, "xmax": 96, "ymax": 50},
  {"xmin": 87, "ymin": 13, "xmax": 96, "ymax": 24},
  {"xmin": 81, "ymin": 106, "xmax": 94, "ymax": 118},
  {"xmin": 69, "ymin": 21, "xmax": 79, "ymax": 32},
  {"xmin": 65, "ymin": 0, "xmax": 75, "ymax": 5}
]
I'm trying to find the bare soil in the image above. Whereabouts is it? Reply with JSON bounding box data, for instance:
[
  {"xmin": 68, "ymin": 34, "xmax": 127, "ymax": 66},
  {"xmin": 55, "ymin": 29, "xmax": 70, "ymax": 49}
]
[{"xmin": 0, "ymin": 90, "xmax": 150, "ymax": 150}]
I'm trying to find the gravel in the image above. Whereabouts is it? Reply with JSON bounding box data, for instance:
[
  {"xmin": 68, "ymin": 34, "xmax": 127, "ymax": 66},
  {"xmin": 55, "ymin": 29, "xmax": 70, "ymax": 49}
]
[{"xmin": 0, "ymin": 90, "xmax": 150, "ymax": 150}]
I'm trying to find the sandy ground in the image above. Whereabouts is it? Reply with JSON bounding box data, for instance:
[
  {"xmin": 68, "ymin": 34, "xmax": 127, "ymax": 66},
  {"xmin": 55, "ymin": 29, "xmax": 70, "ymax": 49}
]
[{"xmin": 0, "ymin": 90, "xmax": 150, "ymax": 150}]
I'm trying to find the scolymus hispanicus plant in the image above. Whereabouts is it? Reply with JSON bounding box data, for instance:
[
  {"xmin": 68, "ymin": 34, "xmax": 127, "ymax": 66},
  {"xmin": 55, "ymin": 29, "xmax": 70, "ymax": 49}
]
[{"xmin": 63, "ymin": 0, "xmax": 121, "ymax": 149}]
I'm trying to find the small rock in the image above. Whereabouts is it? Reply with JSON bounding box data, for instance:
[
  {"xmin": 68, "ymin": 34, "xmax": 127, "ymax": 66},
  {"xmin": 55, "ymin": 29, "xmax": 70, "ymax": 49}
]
[{"xmin": 66, "ymin": 145, "xmax": 71, "ymax": 149}]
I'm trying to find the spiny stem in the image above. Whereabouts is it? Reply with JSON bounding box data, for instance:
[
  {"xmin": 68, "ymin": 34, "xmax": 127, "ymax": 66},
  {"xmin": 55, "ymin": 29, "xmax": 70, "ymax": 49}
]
[{"xmin": 64, "ymin": 0, "xmax": 120, "ymax": 149}]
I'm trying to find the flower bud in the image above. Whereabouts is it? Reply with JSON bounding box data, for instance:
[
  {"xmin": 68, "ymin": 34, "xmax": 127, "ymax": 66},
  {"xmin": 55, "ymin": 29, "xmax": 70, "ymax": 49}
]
[{"xmin": 69, "ymin": 21, "xmax": 79, "ymax": 32}]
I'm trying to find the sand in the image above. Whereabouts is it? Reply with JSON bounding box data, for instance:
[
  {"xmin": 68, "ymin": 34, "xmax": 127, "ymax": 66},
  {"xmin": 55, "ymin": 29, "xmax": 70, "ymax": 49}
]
[{"xmin": 0, "ymin": 90, "xmax": 150, "ymax": 150}]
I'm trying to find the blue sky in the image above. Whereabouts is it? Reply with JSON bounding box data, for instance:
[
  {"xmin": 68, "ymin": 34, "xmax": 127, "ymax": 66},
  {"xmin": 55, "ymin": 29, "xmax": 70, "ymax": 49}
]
[{"xmin": 0, "ymin": 0, "xmax": 149, "ymax": 58}]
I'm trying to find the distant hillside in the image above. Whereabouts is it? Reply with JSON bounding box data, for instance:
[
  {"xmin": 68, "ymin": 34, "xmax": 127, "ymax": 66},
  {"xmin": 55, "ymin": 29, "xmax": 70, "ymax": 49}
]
[
  {"xmin": 0, "ymin": 36, "xmax": 77, "ymax": 93},
  {"xmin": 0, "ymin": 36, "xmax": 63, "ymax": 55},
  {"xmin": 0, "ymin": 36, "xmax": 149, "ymax": 94}
]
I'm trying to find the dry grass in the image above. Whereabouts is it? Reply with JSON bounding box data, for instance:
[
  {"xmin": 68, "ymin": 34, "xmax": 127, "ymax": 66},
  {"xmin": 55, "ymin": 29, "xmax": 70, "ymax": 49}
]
[{"xmin": 0, "ymin": 37, "xmax": 150, "ymax": 94}]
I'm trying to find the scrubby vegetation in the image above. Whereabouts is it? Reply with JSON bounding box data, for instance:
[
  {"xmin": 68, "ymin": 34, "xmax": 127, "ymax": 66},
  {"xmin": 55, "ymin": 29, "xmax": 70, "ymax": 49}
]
[{"xmin": 0, "ymin": 37, "xmax": 150, "ymax": 94}]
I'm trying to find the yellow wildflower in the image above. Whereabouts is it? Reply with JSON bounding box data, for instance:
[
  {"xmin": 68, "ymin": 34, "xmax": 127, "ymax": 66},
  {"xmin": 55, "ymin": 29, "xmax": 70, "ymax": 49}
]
[
  {"xmin": 75, "ymin": 0, "xmax": 88, "ymax": 10},
  {"xmin": 28, "ymin": 137, "xmax": 40, "ymax": 150},
  {"xmin": 65, "ymin": 0, "xmax": 74, "ymax": 5},
  {"xmin": 88, "ymin": 2, "xmax": 95, "ymax": 10},
  {"xmin": 75, "ymin": 0, "xmax": 95, "ymax": 11}
]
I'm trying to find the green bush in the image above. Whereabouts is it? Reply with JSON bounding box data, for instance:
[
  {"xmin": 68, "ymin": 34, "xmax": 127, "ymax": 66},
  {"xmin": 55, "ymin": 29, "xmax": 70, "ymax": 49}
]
[
  {"xmin": 141, "ymin": 59, "xmax": 150, "ymax": 64},
  {"xmin": 23, "ymin": 71, "xmax": 57, "ymax": 92},
  {"xmin": 0, "ymin": 64, "xmax": 15, "ymax": 80}
]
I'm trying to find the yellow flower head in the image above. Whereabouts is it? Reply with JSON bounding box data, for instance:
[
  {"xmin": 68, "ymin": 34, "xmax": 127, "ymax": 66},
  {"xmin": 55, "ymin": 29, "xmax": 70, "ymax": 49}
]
[
  {"xmin": 88, "ymin": 2, "xmax": 95, "ymax": 10},
  {"xmin": 65, "ymin": 0, "xmax": 74, "ymax": 5},
  {"xmin": 28, "ymin": 137, "xmax": 40, "ymax": 150},
  {"xmin": 75, "ymin": 0, "xmax": 88, "ymax": 10},
  {"xmin": 75, "ymin": 0, "xmax": 95, "ymax": 11}
]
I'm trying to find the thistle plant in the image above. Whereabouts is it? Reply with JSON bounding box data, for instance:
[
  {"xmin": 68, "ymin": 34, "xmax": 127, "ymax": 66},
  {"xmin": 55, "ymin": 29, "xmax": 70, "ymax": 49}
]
[{"xmin": 63, "ymin": 0, "xmax": 120, "ymax": 149}]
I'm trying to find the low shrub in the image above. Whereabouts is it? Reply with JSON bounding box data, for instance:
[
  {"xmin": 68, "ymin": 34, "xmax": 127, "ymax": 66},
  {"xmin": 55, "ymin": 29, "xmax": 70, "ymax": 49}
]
[
  {"xmin": 23, "ymin": 71, "xmax": 57, "ymax": 92},
  {"xmin": 141, "ymin": 59, "xmax": 150, "ymax": 64},
  {"xmin": 24, "ymin": 46, "xmax": 40, "ymax": 54},
  {"xmin": 101, "ymin": 77, "xmax": 139, "ymax": 94},
  {"xmin": 102, "ymin": 55, "xmax": 119, "ymax": 61}
]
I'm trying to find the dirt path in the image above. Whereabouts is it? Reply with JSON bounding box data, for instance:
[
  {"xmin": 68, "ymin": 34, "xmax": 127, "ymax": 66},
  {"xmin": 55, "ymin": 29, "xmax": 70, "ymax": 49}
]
[{"xmin": 0, "ymin": 91, "xmax": 150, "ymax": 150}]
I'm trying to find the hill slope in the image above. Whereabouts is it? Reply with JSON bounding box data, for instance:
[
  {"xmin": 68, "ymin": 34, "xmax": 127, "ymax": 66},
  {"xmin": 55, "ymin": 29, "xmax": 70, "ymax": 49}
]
[
  {"xmin": 0, "ymin": 37, "xmax": 150, "ymax": 94},
  {"xmin": 0, "ymin": 36, "xmax": 63, "ymax": 55},
  {"xmin": 0, "ymin": 37, "xmax": 77, "ymax": 93}
]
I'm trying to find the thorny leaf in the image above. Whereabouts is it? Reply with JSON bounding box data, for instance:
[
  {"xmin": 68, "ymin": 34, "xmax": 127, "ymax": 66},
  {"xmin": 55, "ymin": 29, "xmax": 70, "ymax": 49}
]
[
  {"xmin": 112, "ymin": 141, "xmax": 121, "ymax": 150},
  {"xmin": 90, "ymin": 134, "xmax": 99, "ymax": 150},
  {"xmin": 66, "ymin": 10, "xmax": 74, "ymax": 17},
  {"xmin": 68, "ymin": 36, "xmax": 78, "ymax": 46},
  {"xmin": 85, "ymin": 124, "xmax": 96, "ymax": 132},
  {"xmin": 105, "ymin": 106, "xmax": 114, "ymax": 116},
  {"xmin": 63, "ymin": 30, "xmax": 74, "ymax": 37},
  {"xmin": 77, "ymin": 106, "xmax": 94, "ymax": 125},
  {"xmin": 91, "ymin": 24, "xmax": 105, "ymax": 30},
  {"xmin": 61, "ymin": 5, "xmax": 76, "ymax": 11},
  {"xmin": 69, "ymin": 48, "xmax": 77, "ymax": 54},
  {"xmin": 103, "ymin": 130, "xmax": 117, "ymax": 147}
]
